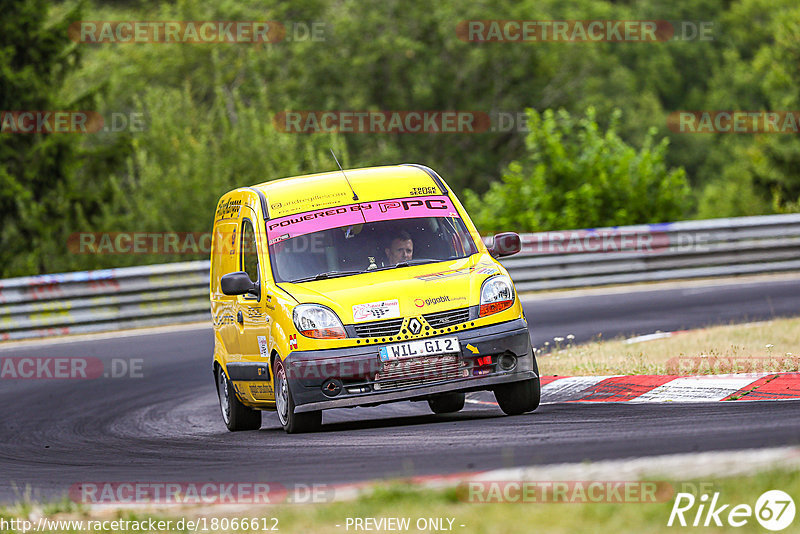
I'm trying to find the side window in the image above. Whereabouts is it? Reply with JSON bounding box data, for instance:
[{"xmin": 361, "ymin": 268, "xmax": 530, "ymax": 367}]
[
  {"xmin": 241, "ymin": 219, "xmax": 259, "ymax": 284},
  {"xmin": 210, "ymin": 221, "xmax": 238, "ymax": 298}
]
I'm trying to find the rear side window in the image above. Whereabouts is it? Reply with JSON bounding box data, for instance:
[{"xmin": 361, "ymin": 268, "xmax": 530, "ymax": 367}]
[
  {"xmin": 210, "ymin": 221, "xmax": 239, "ymax": 297},
  {"xmin": 241, "ymin": 219, "xmax": 259, "ymax": 283}
]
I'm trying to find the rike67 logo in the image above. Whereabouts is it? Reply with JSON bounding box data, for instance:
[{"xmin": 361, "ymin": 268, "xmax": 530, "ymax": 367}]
[{"xmin": 668, "ymin": 490, "xmax": 795, "ymax": 531}]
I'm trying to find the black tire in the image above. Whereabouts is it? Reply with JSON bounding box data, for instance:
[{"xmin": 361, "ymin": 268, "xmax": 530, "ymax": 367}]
[
  {"xmin": 273, "ymin": 356, "xmax": 322, "ymax": 434},
  {"xmin": 494, "ymin": 377, "xmax": 541, "ymax": 415},
  {"xmin": 217, "ymin": 366, "xmax": 262, "ymax": 431},
  {"xmin": 428, "ymin": 392, "xmax": 466, "ymax": 414}
]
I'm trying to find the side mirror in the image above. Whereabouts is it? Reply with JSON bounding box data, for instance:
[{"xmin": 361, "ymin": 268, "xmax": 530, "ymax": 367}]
[
  {"xmin": 221, "ymin": 271, "xmax": 259, "ymax": 297},
  {"xmin": 488, "ymin": 232, "xmax": 521, "ymax": 258}
]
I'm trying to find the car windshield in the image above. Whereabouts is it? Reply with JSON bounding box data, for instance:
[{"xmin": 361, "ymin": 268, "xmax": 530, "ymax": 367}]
[{"xmin": 268, "ymin": 215, "xmax": 478, "ymax": 283}]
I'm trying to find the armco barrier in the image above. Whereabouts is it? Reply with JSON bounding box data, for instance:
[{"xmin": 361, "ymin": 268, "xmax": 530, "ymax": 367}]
[
  {"xmin": 495, "ymin": 213, "xmax": 800, "ymax": 291},
  {"xmin": 0, "ymin": 261, "xmax": 210, "ymax": 341},
  {"xmin": 1, "ymin": 214, "xmax": 799, "ymax": 341}
]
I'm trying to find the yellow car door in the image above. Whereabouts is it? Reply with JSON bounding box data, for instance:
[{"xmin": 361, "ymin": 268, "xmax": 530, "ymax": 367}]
[{"xmin": 236, "ymin": 207, "xmax": 274, "ymax": 401}]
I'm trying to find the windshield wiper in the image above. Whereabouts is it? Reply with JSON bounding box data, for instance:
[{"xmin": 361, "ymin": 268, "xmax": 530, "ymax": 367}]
[
  {"xmin": 376, "ymin": 258, "xmax": 438, "ymax": 271},
  {"xmin": 290, "ymin": 270, "xmax": 365, "ymax": 283}
]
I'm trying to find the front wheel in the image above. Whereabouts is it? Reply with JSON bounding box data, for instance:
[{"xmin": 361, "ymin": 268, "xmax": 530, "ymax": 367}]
[
  {"xmin": 217, "ymin": 366, "xmax": 262, "ymax": 431},
  {"xmin": 273, "ymin": 357, "xmax": 322, "ymax": 434},
  {"xmin": 428, "ymin": 392, "xmax": 465, "ymax": 414},
  {"xmin": 494, "ymin": 377, "xmax": 541, "ymax": 415}
]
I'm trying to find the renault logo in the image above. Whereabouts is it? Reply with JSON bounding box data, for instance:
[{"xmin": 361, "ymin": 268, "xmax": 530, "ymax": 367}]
[{"xmin": 408, "ymin": 318, "xmax": 422, "ymax": 335}]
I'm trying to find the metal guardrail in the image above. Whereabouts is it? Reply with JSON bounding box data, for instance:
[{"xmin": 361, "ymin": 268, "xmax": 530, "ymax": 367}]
[
  {"xmin": 495, "ymin": 213, "xmax": 800, "ymax": 292},
  {"xmin": 0, "ymin": 261, "xmax": 211, "ymax": 341},
  {"xmin": 1, "ymin": 214, "xmax": 799, "ymax": 341}
]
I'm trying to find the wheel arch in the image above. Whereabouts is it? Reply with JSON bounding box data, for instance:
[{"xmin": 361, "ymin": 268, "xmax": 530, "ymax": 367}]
[{"xmin": 270, "ymin": 348, "xmax": 281, "ymax": 371}]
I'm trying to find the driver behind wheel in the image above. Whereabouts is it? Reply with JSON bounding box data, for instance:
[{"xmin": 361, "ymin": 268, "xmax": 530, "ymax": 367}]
[{"xmin": 383, "ymin": 230, "xmax": 413, "ymax": 266}]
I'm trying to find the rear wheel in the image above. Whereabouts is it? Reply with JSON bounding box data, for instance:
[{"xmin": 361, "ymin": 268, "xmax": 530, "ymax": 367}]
[
  {"xmin": 217, "ymin": 366, "xmax": 262, "ymax": 431},
  {"xmin": 494, "ymin": 377, "xmax": 541, "ymax": 415},
  {"xmin": 428, "ymin": 392, "xmax": 465, "ymax": 414},
  {"xmin": 273, "ymin": 357, "xmax": 322, "ymax": 434}
]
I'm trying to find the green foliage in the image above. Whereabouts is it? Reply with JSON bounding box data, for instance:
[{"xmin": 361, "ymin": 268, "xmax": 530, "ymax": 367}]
[
  {"xmin": 696, "ymin": 162, "xmax": 772, "ymax": 220},
  {"xmin": 464, "ymin": 108, "xmax": 690, "ymax": 232},
  {"xmin": 2, "ymin": 0, "xmax": 799, "ymax": 276},
  {"xmin": 69, "ymin": 84, "xmax": 346, "ymax": 270},
  {"xmin": 0, "ymin": 0, "xmax": 92, "ymax": 276},
  {"xmin": 695, "ymin": 0, "xmax": 800, "ymax": 217}
]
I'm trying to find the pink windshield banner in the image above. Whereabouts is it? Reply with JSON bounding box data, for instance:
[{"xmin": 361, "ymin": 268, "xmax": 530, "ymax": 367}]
[
  {"xmin": 266, "ymin": 195, "xmax": 458, "ymax": 243},
  {"xmin": 367, "ymin": 196, "xmax": 458, "ymax": 222},
  {"xmin": 266, "ymin": 205, "xmax": 366, "ymax": 244}
]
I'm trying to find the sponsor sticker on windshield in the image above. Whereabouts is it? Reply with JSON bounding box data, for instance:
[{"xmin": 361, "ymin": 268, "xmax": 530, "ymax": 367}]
[
  {"xmin": 266, "ymin": 196, "xmax": 457, "ymax": 243},
  {"xmin": 353, "ymin": 299, "xmax": 400, "ymax": 323}
]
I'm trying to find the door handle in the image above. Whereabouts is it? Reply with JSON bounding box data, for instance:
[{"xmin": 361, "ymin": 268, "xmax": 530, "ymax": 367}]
[{"xmin": 237, "ymin": 311, "xmax": 243, "ymax": 325}]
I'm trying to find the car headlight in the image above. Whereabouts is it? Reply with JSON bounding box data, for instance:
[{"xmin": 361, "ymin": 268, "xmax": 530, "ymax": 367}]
[
  {"xmin": 479, "ymin": 275, "xmax": 515, "ymax": 317},
  {"xmin": 293, "ymin": 304, "xmax": 347, "ymax": 339}
]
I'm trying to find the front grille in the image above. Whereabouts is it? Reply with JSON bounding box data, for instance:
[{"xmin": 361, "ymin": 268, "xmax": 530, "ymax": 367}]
[
  {"xmin": 373, "ymin": 354, "xmax": 467, "ymax": 390},
  {"xmin": 423, "ymin": 307, "xmax": 470, "ymax": 329},
  {"xmin": 354, "ymin": 318, "xmax": 404, "ymax": 338}
]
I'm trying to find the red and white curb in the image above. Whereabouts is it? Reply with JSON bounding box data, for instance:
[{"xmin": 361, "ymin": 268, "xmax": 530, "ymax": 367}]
[
  {"xmin": 539, "ymin": 373, "xmax": 800, "ymax": 403},
  {"xmin": 465, "ymin": 373, "xmax": 800, "ymax": 406}
]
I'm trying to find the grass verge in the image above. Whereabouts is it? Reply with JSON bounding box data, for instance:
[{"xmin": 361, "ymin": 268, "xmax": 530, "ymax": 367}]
[
  {"xmin": 1, "ymin": 468, "xmax": 797, "ymax": 533},
  {"xmin": 537, "ymin": 316, "xmax": 800, "ymax": 376}
]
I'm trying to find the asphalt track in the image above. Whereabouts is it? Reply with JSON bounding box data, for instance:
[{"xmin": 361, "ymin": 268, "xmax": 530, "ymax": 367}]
[
  {"xmin": 527, "ymin": 276, "xmax": 800, "ymax": 346},
  {"xmin": 1, "ymin": 277, "xmax": 799, "ymax": 503}
]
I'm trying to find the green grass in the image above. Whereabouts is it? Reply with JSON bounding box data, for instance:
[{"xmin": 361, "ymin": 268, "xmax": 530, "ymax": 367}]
[
  {"xmin": 536, "ymin": 316, "xmax": 800, "ymax": 377},
  {"xmin": 2, "ymin": 468, "xmax": 797, "ymax": 533}
]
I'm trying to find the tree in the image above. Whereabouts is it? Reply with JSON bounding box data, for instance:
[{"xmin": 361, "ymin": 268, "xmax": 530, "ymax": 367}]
[
  {"xmin": 463, "ymin": 108, "xmax": 690, "ymax": 233},
  {"xmin": 696, "ymin": 0, "xmax": 800, "ymax": 217},
  {"xmin": 0, "ymin": 0, "xmax": 98, "ymax": 276}
]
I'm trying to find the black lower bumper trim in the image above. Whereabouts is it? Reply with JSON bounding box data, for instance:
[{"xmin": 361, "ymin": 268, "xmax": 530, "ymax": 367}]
[
  {"xmin": 284, "ymin": 318, "xmax": 535, "ymax": 410},
  {"xmin": 227, "ymin": 362, "xmax": 271, "ymax": 381},
  {"xmin": 294, "ymin": 370, "xmax": 537, "ymax": 412}
]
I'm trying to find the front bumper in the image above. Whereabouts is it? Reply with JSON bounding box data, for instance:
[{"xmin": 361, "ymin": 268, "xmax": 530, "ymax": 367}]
[{"xmin": 283, "ymin": 318, "xmax": 536, "ymax": 413}]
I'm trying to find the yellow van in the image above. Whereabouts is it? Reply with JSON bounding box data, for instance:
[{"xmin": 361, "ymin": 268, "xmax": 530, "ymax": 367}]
[{"xmin": 210, "ymin": 164, "xmax": 539, "ymax": 433}]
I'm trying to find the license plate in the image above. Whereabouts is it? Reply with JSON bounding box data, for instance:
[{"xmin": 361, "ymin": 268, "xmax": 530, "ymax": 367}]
[{"xmin": 379, "ymin": 337, "xmax": 460, "ymax": 362}]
